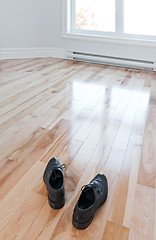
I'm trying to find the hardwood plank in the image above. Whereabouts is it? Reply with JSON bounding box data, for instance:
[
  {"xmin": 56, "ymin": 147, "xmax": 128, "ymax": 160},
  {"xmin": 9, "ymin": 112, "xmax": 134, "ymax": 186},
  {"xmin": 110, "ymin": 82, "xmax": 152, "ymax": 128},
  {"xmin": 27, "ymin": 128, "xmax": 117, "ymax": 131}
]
[
  {"xmin": 1, "ymin": 58, "xmax": 41, "ymax": 73},
  {"xmin": 24, "ymin": 201, "xmax": 63, "ymax": 240},
  {"xmin": 109, "ymin": 103, "xmax": 146, "ymax": 225},
  {"xmin": 105, "ymin": 147, "xmax": 125, "ymax": 174},
  {"xmin": 41, "ymin": 109, "xmax": 92, "ymax": 163},
  {"xmin": 149, "ymin": 76, "xmax": 156, "ymax": 105},
  {"xmin": 0, "ymin": 87, "xmax": 52, "ymax": 133},
  {"xmin": 0, "ymin": 161, "xmax": 46, "ymax": 232},
  {"xmin": 8, "ymin": 127, "xmax": 48, "ymax": 161},
  {"xmin": 111, "ymin": 88, "xmax": 132, "ymax": 121},
  {"xmin": 22, "ymin": 201, "xmax": 62, "ymax": 240},
  {"xmin": 0, "ymin": 128, "xmax": 48, "ymax": 201},
  {"xmin": 128, "ymin": 184, "xmax": 155, "ymax": 240},
  {"xmin": 0, "ymin": 58, "xmax": 61, "ymax": 86},
  {"xmin": 0, "ymin": 104, "xmax": 69, "ymax": 159},
  {"xmin": 108, "ymin": 134, "xmax": 141, "ymax": 225},
  {"xmin": 0, "ymin": 120, "xmax": 70, "ymax": 200},
  {"xmin": 113, "ymin": 90, "xmax": 142, "ymax": 150},
  {"xmin": 137, "ymin": 108, "xmax": 156, "ymax": 188},
  {"xmin": 123, "ymin": 141, "xmax": 142, "ymax": 228},
  {"xmin": 0, "ymin": 192, "xmax": 47, "ymax": 240},
  {"xmin": 137, "ymin": 87, "xmax": 150, "ymax": 111},
  {"xmin": 0, "ymin": 60, "xmax": 75, "ymax": 103},
  {"xmin": 0, "ymin": 69, "xmax": 72, "ymax": 117},
  {"xmin": 102, "ymin": 221, "xmax": 129, "ymax": 240},
  {"xmin": 73, "ymin": 101, "xmax": 112, "ymax": 142},
  {"xmin": 0, "ymin": 63, "xmax": 92, "ymax": 129},
  {"xmin": 0, "ymin": 58, "xmax": 35, "ymax": 72},
  {"xmin": 131, "ymin": 109, "xmax": 148, "ymax": 136}
]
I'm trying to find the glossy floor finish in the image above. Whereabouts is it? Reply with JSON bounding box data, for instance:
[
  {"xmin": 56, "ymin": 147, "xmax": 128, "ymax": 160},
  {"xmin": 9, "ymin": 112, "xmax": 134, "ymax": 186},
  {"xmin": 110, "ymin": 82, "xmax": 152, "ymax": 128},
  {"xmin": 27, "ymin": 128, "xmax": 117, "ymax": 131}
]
[{"xmin": 0, "ymin": 58, "xmax": 156, "ymax": 240}]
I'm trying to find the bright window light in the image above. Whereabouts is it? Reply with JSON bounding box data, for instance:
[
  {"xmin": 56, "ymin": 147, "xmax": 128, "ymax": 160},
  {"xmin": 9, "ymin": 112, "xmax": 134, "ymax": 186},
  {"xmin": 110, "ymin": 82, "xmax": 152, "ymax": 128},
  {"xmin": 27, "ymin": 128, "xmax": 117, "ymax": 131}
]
[
  {"xmin": 75, "ymin": 0, "xmax": 115, "ymax": 32},
  {"xmin": 124, "ymin": 0, "xmax": 156, "ymax": 36}
]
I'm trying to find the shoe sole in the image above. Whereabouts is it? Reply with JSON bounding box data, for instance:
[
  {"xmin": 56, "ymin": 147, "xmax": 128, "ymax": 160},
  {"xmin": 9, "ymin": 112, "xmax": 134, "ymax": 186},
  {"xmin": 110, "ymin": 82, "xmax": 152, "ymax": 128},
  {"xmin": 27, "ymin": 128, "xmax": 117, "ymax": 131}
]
[
  {"xmin": 72, "ymin": 215, "xmax": 94, "ymax": 230},
  {"xmin": 48, "ymin": 197, "xmax": 65, "ymax": 209}
]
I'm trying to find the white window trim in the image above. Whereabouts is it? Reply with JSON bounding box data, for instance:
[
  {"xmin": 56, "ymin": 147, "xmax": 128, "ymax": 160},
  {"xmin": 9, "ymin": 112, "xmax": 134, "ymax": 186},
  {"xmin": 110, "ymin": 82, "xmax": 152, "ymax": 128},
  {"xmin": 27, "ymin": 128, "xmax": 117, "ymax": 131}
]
[{"xmin": 62, "ymin": 0, "xmax": 156, "ymax": 47}]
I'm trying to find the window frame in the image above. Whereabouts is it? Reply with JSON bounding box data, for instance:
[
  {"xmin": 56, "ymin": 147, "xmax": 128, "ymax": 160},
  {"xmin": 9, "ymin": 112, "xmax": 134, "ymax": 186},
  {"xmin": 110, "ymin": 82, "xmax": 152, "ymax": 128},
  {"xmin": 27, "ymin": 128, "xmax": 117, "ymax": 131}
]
[{"xmin": 62, "ymin": 0, "xmax": 156, "ymax": 47}]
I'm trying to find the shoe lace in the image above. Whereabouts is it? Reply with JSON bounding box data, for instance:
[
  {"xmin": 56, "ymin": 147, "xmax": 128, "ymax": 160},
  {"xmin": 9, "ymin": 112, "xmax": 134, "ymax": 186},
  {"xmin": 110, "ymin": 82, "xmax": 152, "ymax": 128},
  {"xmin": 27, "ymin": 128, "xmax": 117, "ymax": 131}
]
[
  {"xmin": 52, "ymin": 163, "xmax": 66, "ymax": 171},
  {"xmin": 81, "ymin": 183, "xmax": 101, "ymax": 194},
  {"xmin": 61, "ymin": 164, "xmax": 66, "ymax": 170}
]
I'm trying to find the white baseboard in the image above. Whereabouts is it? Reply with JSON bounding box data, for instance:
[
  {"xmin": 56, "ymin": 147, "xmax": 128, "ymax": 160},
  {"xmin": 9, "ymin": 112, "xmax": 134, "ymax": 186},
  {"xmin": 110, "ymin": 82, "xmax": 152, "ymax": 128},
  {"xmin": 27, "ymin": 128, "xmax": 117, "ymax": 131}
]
[
  {"xmin": 0, "ymin": 48, "xmax": 67, "ymax": 60},
  {"xmin": 1, "ymin": 47, "xmax": 155, "ymax": 71},
  {"xmin": 67, "ymin": 51, "xmax": 156, "ymax": 71}
]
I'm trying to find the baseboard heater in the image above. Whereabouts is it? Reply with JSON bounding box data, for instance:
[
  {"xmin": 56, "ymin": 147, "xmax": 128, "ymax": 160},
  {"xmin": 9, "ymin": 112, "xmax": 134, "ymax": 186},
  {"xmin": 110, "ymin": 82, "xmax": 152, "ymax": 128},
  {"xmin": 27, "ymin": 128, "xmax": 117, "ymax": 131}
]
[{"xmin": 67, "ymin": 51, "xmax": 156, "ymax": 71}]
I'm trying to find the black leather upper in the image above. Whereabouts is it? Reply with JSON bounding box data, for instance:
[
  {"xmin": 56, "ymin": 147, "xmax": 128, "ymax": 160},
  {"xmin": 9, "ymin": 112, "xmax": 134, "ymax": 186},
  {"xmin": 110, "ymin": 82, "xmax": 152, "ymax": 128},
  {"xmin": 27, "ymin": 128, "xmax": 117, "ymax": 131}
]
[
  {"xmin": 43, "ymin": 157, "xmax": 65, "ymax": 204},
  {"xmin": 73, "ymin": 174, "xmax": 108, "ymax": 224}
]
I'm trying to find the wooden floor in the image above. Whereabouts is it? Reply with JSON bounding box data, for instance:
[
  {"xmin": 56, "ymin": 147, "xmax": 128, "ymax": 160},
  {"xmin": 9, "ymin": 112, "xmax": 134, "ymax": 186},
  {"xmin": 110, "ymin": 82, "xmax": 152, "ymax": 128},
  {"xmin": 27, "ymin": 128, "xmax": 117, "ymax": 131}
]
[{"xmin": 0, "ymin": 58, "xmax": 156, "ymax": 240}]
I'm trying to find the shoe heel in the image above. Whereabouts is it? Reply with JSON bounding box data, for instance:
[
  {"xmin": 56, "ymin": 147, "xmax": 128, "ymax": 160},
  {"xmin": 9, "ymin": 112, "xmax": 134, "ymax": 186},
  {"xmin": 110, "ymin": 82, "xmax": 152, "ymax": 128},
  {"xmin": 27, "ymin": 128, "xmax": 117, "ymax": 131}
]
[
  {"xmin": 48, "ymin": 198, "xmax": 65, "ymax": 209},
  {"xmin": 72, "ymin": 215, "xmax": 94, "ymax": 230}
]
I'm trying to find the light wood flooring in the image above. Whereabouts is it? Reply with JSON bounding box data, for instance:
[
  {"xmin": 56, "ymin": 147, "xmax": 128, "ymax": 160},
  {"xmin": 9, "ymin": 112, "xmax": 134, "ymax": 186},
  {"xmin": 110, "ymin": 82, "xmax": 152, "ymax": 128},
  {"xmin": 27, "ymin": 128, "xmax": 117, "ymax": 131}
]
[{"xmin": 0, "ymin": 57, "xmax": 156, "ymax": 240}]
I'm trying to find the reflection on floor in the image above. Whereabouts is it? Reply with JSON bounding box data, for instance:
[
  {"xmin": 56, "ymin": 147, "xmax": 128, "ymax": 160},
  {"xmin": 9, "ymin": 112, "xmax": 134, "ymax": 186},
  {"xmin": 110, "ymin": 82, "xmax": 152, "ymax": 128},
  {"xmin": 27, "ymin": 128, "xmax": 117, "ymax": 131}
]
[{"xmin": 0, "ymin": 57, "xmax": 156, "ymax": 240}]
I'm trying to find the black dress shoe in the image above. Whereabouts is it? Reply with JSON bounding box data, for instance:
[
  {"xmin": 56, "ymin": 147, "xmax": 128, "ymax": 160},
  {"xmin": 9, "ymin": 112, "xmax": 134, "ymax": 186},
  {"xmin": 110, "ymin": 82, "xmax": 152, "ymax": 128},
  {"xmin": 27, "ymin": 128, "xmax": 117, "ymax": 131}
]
[
  {"xmin": 43, "ymin": 157, "xmax": 66, "ymax": 209},
  {"xmin": 72, "ymin": 174, "xmax": 108, "ymax": 230}
]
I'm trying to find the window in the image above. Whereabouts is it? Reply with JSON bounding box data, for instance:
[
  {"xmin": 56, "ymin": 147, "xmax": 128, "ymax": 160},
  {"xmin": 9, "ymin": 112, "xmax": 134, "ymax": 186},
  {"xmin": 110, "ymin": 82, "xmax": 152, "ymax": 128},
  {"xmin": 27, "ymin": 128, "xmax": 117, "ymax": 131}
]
[
  {"xmin": 75, "ymin": 0, "xmax": 115, "ymax": 32},
  {"xmin": 124, "ymin": 0, "xmax": 156, "ymax": 36},
  {"xmin": 65, "ymin": 0, "xmax": 156, "ymax": 42}
]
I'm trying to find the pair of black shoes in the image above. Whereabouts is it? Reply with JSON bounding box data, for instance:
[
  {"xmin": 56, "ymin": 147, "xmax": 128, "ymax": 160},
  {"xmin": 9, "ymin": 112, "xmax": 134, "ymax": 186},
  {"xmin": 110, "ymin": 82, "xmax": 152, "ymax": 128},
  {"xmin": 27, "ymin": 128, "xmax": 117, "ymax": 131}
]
[{"xmin": 43, "ymin": 157, "xmax": 108, "ymax": 230}]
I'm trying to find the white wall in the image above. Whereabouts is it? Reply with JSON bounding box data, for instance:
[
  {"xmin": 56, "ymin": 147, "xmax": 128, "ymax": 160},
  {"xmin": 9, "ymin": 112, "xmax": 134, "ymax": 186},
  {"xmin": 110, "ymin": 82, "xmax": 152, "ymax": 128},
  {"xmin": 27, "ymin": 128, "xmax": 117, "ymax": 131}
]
[
  {"xmin": 0, "ymin": 0, "xmax": 53, "ymax": 48},
  {"xmin": 0, "ymin": 0, "xmax": 156, "ymax": 63}
]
